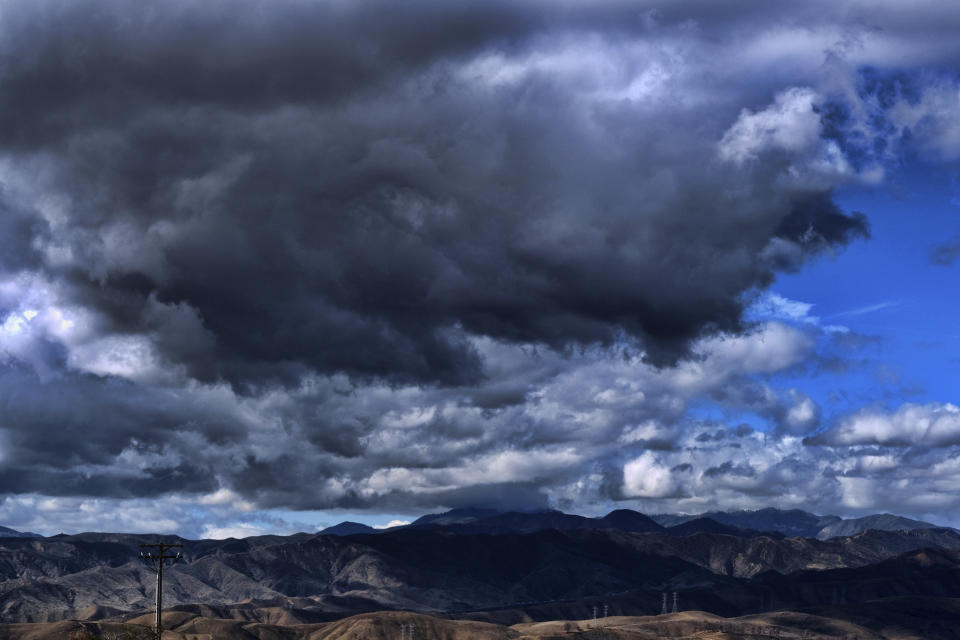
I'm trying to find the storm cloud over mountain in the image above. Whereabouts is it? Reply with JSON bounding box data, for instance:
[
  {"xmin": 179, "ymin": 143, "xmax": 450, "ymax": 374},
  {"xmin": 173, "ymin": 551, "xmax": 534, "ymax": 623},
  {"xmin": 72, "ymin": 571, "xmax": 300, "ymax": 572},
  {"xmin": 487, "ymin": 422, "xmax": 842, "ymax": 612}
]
[{"xmin": 1, "ymin": 0, "xmax": 959, "ymax": 537}]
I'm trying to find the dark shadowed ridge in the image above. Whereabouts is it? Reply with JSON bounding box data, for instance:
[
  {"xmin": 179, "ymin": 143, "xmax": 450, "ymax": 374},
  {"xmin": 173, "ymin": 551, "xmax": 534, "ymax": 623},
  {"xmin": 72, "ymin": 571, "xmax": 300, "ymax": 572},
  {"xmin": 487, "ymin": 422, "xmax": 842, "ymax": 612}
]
[
  {"xmin": 654, "ymin": 508, "xmax": 841, "ymax": 538},
  {"xmin": 596, "ymin": 509, "xmax": 664, "ymax": 533},
  {"xmin": 315, "ymin": 507, "xmax": 952, "ymax": 539},
  {"xmin": 408, "ymin": 508, "xmax": 505, "ymax": 528},
  {"xmin": 318, "ymin": 522, "xmax": 378, "ymax": 536},
  {"xmin": 406, "ymin": 508, "xmax": 665, "ymax": 535},
  {"xmin": 665, "ymin": 517, "xmax": 771, "ymax": 538}
]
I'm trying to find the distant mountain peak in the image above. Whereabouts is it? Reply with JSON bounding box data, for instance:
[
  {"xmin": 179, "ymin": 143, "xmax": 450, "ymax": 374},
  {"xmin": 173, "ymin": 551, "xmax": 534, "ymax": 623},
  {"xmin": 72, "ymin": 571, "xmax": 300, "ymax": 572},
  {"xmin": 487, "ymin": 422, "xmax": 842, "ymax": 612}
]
[
  {"xmin": 816, "ymin": 513, "xmax": 945, "ymax": 539},
  {"xmin": 0, "ymin": 525, "xmax": 42, "ymax": 538},
  {"xmin": 408, "ymin": 507, "xmax": 504, "ymax": 528},
  {"xmin": 318, "ymin": 521, "xmax": 377, "ymax": 536}
]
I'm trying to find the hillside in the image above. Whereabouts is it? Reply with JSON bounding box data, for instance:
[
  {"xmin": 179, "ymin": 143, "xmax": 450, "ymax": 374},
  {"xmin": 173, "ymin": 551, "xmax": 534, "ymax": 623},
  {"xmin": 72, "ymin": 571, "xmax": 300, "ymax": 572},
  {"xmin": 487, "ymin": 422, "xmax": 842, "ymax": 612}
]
[
  {"xmin": 3, "ymin": 522, "xmax": 960, "ymax": 623},
  {"xmin": 5, "ymin": 601, "xmax": 960, "ymax": 640}
]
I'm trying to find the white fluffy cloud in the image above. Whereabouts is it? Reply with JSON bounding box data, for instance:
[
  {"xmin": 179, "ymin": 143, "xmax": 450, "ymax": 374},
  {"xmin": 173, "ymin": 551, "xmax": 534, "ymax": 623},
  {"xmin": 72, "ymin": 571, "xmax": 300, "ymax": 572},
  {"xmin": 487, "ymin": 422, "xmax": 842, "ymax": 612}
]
[
  {"xmin": 623, "ymin": 451, "xmax": 679, "ymax": 498},
  {"xmin": 719, "ymin": 87, "xmax": 823, "ymax": 163},
  {"xmin": 820, "ymin": 402, "xmax": 960, "ymax": 447}
]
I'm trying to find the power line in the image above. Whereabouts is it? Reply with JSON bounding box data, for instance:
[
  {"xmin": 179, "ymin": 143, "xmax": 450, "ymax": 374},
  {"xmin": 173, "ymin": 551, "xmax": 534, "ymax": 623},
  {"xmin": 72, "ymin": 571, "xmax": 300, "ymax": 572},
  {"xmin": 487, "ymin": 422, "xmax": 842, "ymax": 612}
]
[{"xmin": 139, "ymin": 542, "xmax": 183, "ymax": 640}]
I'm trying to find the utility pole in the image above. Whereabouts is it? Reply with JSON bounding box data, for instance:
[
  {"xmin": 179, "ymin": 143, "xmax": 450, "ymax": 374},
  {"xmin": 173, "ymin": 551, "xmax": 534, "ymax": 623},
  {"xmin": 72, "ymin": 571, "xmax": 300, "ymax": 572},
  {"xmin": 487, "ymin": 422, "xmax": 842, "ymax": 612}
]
[{"xmin": 139, "ymin": 542, "xmax": 183, "ymax": 640}]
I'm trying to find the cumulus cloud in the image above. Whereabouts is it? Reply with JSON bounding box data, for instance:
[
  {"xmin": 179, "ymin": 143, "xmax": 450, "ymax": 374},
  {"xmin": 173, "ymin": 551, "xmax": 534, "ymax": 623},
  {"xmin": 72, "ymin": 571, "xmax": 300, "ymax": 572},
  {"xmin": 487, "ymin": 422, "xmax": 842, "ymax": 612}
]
[
  {"xmin": 623, "ymin": 452, "xmax": 680, "ymax": 498},
  {"xmin": 719, "ymin": 87, "xmax": 823, "ymax": 164},
  {"xmin": 813, "ymin": 402, "xmax": 960, "ymax": 447},
  {"xmin": 0, "ymin": 320, "xmax": 822, "ymax": 513}
]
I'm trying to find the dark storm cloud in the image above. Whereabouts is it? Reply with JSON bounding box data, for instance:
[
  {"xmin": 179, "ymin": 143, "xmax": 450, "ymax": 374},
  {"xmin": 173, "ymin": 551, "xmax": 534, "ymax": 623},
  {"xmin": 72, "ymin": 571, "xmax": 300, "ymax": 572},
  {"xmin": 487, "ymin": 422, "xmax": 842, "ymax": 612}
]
[
  {"xmin": 0, "ymin": 0, "xmax": 871, "ymax": 392},
  {"xmin": 0, "ymin": 364, "xmax": 245, "ymax": 497},
  {"xmin": 766, "ymin": 195, "xmax": 869, "ymax": 272},
  {"xmin": 703, "ymin": 461, "xmax": 756, "ymax": 479},
  {"xmin": 7, "ymin": 0, "xmax": 960, "ymax": 524}
]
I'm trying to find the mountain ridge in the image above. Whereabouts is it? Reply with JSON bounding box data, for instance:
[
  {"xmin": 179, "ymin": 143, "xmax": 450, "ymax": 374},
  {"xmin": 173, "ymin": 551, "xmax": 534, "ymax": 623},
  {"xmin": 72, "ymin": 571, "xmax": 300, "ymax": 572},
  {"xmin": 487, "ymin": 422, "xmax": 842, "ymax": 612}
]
[
  {"xmin": 0, "ymin": 525, "xmax": 43, "ymax": 539},
  {"xmin": 3, "ymin": 519, "xmax": 960, "ymax": 623},
  {"xmin": 330, "ymin": 506, "xmax": 918, "ymax": 539}
]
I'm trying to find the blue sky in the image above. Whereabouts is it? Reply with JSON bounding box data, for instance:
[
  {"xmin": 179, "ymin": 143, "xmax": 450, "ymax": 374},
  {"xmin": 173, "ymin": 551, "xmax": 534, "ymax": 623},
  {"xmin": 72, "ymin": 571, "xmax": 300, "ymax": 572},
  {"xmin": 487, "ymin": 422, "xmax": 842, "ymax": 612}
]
[
  {"xmin": 775, "ymin": 167, "xmax": 959, "ymax": 410},
  {"xmin": 2, "ymin": 1, "xmax": 960, "ymax": 538}
]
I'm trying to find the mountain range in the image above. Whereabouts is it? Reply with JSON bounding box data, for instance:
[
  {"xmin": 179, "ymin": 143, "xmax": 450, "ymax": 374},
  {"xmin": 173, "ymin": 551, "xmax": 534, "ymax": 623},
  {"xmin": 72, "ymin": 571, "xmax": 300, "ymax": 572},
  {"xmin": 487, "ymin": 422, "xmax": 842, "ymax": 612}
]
[
  {"xmin": 318, "ymin": 506, "xmax": 951, "ymax": 540},
  {"xmin": 2, "ymin": 506, "xmax": 960, "ymax": 628},
  {"xmin": 4, "ymin": 506, "xmax": 950, "ymax": 542}
]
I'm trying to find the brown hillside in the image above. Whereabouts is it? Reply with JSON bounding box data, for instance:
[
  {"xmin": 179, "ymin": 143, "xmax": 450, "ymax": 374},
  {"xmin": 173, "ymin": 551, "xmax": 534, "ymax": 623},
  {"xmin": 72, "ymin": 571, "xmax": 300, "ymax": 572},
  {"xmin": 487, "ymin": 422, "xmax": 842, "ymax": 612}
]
[{"xmin": 4, "ymin": 600, "xmax": 960, "ymax": 640}]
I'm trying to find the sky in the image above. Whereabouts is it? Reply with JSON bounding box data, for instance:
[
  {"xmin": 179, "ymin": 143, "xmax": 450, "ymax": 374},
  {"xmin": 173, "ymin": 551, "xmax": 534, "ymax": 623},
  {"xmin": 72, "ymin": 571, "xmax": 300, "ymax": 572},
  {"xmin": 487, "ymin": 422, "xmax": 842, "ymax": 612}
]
[{"xmin": 1, "ymin": 0, "xmax": 959, "ymax": 539}]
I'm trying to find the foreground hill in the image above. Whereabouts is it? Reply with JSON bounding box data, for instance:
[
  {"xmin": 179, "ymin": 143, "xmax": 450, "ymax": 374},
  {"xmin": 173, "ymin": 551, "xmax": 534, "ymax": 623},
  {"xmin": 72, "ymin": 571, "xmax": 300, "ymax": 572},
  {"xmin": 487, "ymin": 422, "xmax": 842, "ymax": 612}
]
[{"xmin": 5, "ymin": 600, "xmax": 960, "ymax": 640}]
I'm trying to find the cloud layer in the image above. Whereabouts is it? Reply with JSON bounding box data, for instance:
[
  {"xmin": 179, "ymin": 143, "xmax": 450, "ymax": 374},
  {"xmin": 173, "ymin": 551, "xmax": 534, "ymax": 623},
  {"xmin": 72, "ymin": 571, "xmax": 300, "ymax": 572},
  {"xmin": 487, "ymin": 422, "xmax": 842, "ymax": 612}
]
[{"xmin": 1, "ymin": 0, "xmax": 960, "ymax": 534}]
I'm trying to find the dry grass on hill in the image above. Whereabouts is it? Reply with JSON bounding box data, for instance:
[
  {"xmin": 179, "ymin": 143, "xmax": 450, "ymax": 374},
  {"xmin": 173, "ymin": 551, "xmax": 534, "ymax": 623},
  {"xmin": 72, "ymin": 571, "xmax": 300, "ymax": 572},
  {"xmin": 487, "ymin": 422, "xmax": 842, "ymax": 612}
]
[{"xmin": 4, "ymin": 602, "xmax": 960, "ymax": 640}]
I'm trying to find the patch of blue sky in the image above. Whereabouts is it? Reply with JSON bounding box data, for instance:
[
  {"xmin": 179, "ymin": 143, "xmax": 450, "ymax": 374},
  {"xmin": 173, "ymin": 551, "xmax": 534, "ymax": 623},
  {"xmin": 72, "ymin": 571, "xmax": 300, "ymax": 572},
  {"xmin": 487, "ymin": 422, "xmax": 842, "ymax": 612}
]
[
  {"xmin": 266, "ymin": 509, "xmax": 415, "ymax": 532},
  {"xmin": 768, "ymin": 163, "xmax": 959, "ymax": 415}
]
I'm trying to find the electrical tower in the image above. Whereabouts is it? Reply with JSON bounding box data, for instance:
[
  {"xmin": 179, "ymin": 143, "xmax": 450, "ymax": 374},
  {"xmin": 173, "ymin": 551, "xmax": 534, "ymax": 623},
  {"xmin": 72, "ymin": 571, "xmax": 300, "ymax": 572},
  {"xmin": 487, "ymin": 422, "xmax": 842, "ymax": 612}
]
[
  {"xmin": 672, "ymin": 591, "xmax": 679, "ymax": 613},
  {"xmin": 139, "ymin": 542, "xmax": 183, "ymax": 640},
  {"xmin": 401, "ymin": 622, "xmax": 415, "ymax": 640},
  {"xmin": 603, "ymin": 603, "xmax": 608, "ymax": 618},
  {"xmin": 661, "ymin": 592, "xmax": 667, "ymax": 615}
]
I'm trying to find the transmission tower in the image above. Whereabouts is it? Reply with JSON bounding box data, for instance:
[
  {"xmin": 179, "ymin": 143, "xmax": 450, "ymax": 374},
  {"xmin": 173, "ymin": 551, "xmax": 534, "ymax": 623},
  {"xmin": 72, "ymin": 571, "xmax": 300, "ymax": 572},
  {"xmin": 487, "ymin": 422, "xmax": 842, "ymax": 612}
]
[
  {"xmin": 661, "ymin": 592, "xmax": 668, "ymax": 615},
  {"xmin": 672, "ymin": 591, "xmax": 679, "ymax": 613},
  {"xmin": 603, "ymin": 603, "xmax": 608, "ymax": 618},
  {"xmin": 139, "ymin": 542, "xmax": 183, "ymax": 640}
]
